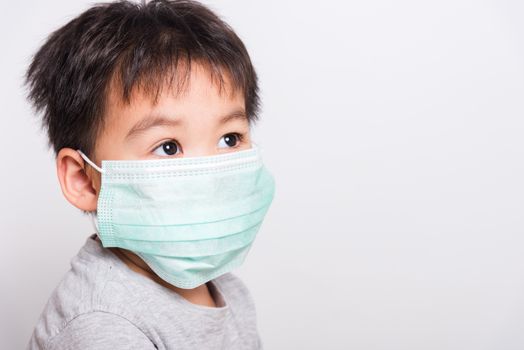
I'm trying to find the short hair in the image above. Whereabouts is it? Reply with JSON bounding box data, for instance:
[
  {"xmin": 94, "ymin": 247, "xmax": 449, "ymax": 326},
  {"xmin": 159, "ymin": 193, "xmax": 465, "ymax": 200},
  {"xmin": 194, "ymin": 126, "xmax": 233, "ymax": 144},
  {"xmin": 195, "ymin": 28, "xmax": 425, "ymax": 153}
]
[{"xmin": 24, "ymin": 0, "xmax": 260, "ymax": 159}]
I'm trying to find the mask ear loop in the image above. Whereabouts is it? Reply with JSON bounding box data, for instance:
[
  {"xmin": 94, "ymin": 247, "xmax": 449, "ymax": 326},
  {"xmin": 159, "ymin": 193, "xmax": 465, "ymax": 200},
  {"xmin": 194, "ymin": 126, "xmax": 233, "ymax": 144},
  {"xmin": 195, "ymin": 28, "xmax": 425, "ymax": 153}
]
[
  {"xmin": 77, "ymin": 150, "xmax": 105, "ymax": 174},
  {"xmin": 77, "ymin": 149, "xmax": 103, "ymax": 234}
]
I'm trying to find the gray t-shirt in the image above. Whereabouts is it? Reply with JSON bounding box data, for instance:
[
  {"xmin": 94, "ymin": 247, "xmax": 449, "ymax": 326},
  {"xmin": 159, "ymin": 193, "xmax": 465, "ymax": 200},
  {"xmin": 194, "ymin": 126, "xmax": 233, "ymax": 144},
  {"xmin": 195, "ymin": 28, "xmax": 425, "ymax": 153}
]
[{"xmin": 26, "ymin": 233, "xmax": 263, "ymax": 350}]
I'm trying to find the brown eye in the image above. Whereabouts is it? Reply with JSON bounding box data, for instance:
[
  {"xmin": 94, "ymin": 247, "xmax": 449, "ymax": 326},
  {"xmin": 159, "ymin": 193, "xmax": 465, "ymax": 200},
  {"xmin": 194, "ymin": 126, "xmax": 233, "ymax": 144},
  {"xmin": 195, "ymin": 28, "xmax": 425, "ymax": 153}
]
[
  {"xmin": 218, "ymin": 133, "xmax": 242, "ymax": 149},
  {"xmin": 153, "ymin": 140, "xmax": 180, "ymax": 156}
]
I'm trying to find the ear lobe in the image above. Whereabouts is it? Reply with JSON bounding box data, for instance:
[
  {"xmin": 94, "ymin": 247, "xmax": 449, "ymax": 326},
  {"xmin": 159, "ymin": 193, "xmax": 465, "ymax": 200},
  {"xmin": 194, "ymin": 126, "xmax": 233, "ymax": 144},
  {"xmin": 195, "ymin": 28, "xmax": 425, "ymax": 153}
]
[{"xmin": 56, "ymin": 147, "xmax": 99, "ymax": 212}]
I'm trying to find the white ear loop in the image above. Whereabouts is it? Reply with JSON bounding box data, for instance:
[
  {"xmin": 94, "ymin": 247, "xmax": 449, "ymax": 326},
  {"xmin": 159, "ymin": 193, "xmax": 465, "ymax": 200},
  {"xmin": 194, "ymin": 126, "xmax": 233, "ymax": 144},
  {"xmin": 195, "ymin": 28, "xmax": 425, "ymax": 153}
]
[
  {"xmin": 77, "ymin": 150, "xmax": 105, "ymax": 174},
  {"xmin": 77, "ymin": 149, "xmax": 102, "ymax": 234}
]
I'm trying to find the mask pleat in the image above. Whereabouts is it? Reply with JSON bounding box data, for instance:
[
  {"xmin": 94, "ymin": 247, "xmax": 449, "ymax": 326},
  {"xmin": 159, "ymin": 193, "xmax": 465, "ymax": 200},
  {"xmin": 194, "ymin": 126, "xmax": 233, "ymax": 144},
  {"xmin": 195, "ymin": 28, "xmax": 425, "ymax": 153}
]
[
  {"xmin": 105, "ymin": 221, "xmax": 262, "ymax": 257},
  {"xmin": 110, "ymin": 200, "xmax": 273, "ymax": 241}
]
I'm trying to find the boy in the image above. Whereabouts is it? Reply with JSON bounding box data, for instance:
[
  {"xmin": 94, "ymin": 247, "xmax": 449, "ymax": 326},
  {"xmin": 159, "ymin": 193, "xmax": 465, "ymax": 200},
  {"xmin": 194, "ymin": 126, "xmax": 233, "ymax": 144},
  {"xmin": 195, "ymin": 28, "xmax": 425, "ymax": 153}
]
[{"xmin": 24, "ymin": 0, "xmax": 275, "ymax": 349}]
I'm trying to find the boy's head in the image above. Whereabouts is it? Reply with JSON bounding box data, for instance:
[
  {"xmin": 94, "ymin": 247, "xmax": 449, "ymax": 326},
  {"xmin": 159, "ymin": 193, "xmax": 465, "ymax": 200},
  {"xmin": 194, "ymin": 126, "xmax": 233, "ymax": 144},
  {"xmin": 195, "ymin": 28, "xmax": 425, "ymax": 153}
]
[{"xmin": 25, "ymin": 0, "xmax": 260, "ymax": 213}]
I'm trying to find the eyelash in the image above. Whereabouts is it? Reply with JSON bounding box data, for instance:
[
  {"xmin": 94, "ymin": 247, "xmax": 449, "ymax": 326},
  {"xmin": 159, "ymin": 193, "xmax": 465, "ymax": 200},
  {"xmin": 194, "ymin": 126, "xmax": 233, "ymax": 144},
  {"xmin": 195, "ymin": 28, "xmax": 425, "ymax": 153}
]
[{"xmin": 151, "ymin": 132, "xmax": 245, "ymax": 155}]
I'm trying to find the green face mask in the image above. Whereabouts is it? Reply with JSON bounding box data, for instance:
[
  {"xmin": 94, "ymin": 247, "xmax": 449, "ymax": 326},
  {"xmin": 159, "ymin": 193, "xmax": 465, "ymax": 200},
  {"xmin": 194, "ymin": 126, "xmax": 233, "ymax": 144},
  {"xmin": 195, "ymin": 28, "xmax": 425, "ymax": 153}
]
[{"xmin": 77, "ymin": 144, "xmax": 275, "ymax": 289}]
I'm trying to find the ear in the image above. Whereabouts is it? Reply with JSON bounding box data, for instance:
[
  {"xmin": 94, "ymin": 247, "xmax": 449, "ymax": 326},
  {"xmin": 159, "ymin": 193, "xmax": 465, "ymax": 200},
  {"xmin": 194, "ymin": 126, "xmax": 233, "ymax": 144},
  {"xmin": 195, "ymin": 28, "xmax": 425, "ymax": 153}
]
[{"xmin": 56, "ymin": 147, "xmax": 100, "ymax": 212}]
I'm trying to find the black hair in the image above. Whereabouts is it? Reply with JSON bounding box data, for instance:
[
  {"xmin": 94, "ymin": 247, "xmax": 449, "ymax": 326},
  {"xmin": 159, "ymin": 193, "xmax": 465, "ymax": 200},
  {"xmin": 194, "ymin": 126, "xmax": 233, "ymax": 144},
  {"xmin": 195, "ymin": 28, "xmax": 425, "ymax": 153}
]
[{"xmin": 24, "ymin": 0, "xmax": 260, "ymax": 159}]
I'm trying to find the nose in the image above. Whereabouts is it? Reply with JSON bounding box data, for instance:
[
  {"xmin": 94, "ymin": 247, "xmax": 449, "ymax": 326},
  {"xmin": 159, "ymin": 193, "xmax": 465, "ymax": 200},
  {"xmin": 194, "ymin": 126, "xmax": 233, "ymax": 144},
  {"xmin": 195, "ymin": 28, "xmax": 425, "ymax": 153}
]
[{"xmin": 182, "ymin": 145, "xmax": 218, "ymax": 158}]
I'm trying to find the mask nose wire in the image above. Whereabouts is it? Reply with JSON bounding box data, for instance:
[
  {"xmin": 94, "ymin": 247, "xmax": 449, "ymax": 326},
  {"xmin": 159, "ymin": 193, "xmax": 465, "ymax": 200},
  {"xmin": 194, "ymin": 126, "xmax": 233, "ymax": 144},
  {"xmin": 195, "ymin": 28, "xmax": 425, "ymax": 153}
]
[{"xmin": 76, "ymin": 149, "xmax": 104, "ymax": 174}]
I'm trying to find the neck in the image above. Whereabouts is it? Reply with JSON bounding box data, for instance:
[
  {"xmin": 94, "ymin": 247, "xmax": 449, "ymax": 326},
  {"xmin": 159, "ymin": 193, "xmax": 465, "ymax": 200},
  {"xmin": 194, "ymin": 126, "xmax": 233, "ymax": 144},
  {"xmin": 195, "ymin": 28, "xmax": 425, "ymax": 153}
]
[{"xmin": 97, "ymin": 236, "xmax": 218, "ymax": 308}]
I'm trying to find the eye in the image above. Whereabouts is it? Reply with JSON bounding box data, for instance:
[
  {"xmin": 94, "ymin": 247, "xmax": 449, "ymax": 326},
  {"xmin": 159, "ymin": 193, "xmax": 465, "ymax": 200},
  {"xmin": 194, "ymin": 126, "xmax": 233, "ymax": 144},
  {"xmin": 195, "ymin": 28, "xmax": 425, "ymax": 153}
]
[
  {"xmin": 218, "ymin": 133, "xmax": 243, "ymax": 149},
  {"xmin": 153, "ymin": 140, "xmax": 180, "ymax": 157}
]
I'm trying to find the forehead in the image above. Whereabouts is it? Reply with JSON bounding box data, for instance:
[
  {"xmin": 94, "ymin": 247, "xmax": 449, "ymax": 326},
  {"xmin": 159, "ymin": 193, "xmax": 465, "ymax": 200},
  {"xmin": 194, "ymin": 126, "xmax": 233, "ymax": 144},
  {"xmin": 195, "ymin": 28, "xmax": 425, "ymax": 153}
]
[
  {"xmin": 101, "ymin": 62, "xmax": 245, "ymax": 131},
  {"xmin": 109, "ymin": 60, "xmax": 242, "ymax": 109}
]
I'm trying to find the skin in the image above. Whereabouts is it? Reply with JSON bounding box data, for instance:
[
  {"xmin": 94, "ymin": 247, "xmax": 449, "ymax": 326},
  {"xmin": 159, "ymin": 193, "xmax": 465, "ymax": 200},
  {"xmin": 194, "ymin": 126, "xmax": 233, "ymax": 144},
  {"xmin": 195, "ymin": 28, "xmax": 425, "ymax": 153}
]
[{"xmin": 55, "ymin": 62, "xmax": 252, "ymax": 308}]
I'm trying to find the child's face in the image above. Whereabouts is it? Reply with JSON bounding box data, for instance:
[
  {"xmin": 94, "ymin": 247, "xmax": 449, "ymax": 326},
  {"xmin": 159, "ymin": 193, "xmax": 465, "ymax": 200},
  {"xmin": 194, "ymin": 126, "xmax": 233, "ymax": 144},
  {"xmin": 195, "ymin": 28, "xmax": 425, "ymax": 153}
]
[
  {"xmin": 56, "ymin": 62, "xmax": 255, "ymax": 291},
  {"xmin": 88, "ymin": 63, "xmax": 252, "ymax": 192}
]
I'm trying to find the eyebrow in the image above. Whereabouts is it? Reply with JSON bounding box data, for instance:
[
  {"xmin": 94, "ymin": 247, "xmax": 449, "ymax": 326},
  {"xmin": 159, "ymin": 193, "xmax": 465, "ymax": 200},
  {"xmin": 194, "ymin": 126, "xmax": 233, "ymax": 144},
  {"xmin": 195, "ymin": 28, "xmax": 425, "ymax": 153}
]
[{"xmin": 125, "ymin": 109, "xmax": 247, "ymax": 141}]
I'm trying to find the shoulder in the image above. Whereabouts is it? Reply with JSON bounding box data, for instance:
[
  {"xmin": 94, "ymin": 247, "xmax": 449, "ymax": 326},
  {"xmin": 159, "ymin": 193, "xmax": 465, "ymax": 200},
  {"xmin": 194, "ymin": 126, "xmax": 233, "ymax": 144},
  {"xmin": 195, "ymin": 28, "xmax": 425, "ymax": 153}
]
[
  {"xmin": 27, "ymin": 236, "xmax": 155, "ymax": 349},
  {"xmin": 40, "ymin": 311, "xmax": 155, "ymax": 350}
]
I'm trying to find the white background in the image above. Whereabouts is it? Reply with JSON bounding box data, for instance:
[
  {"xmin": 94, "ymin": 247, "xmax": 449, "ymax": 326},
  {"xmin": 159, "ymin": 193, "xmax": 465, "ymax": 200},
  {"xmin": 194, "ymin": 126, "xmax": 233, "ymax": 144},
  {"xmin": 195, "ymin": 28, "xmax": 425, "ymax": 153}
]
[{"xmin": 1, "ymin": 0, "xmax": 523, "ymax": 349}]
